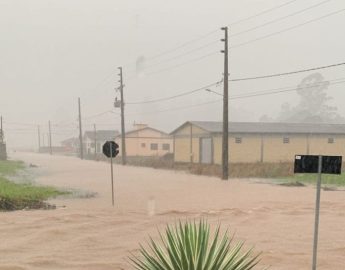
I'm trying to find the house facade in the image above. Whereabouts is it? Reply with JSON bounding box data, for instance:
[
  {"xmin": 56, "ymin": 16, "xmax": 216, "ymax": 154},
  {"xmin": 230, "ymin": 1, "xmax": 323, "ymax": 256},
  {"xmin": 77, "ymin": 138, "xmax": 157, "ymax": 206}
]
[
  {"xmin": 83, "ymin": 130, "xmax": 119, "ymax": 155},
  {"xmin": 171, "ymin": 121, "xmax": 345, "ymax": 164},
  {"xmin": 60, "ymin": 137, "xmax": 79, "ymax": 153},
  {"xmin": 116, "ymin": 124, "xmax": 173, "ymax": 157}
]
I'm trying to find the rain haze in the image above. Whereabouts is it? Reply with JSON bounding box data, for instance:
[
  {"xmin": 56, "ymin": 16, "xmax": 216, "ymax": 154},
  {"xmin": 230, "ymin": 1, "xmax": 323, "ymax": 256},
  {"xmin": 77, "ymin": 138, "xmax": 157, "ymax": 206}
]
[
  {"xmin": 1, "ymin": 1, "xmax": 345, "ymax": 270},
  {"xmin": 1, "ymin": 0, "xmax": 345, "ymax": 148}
]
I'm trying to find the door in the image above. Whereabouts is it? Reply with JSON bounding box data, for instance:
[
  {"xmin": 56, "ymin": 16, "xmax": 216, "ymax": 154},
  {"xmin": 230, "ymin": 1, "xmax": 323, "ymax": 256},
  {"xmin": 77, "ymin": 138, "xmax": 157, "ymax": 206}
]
[{"xmin": 200, "ymin": 137, "xmax": 212, "ymax": 164}]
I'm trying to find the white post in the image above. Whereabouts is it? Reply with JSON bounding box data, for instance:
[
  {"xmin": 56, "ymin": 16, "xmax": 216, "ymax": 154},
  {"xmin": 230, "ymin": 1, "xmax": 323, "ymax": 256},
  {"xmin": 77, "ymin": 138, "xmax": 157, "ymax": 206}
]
[{"xmin": 312, "ymin": 155, "xmax": 322, "ymax": 270}]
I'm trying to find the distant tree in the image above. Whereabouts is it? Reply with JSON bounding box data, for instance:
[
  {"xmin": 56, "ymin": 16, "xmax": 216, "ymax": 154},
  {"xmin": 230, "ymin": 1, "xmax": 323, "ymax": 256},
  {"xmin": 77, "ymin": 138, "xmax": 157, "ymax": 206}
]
[{"xmin": 263, "ymin": 73, "xmax": 345, "ymax": 123}]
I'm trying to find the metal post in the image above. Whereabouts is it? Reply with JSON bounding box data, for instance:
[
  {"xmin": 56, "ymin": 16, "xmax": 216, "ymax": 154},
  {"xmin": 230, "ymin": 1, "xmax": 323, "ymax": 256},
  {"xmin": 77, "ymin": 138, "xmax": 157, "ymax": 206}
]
[
  {"xmin": 118, "ymin": 67, "xmax": 127, "ymax": 165},
  {"xmin": 312, "ymin": 155, "xmax": 322, "ymax": 270},
  {"xmin": 0, "ymin": 116, "xmax": 3, "ymax": 143},
  {"xmin": 78, "ymin": 97, "xmax": 84, "ymax": 160},
  {"xmin": 221, "ymin": 26, "xmax": 229, "ymax": 180},
  {"xmin": 94, "ymin": 124, "xmax": 97, "ymax": 160},
  {"xmin": 110, "ymin": 144, "xmax": 114, "ymax": 206},
  {"xmin": 190, "ymin": 124, "xmax": 193, "ymax": 164},
  {"xmin": 37, "ymin": 125, "xmax": 41, "ymax": 152},
  {"xmin": 48, "ymin": 121, "xmax": 52, "ymax": 155}
]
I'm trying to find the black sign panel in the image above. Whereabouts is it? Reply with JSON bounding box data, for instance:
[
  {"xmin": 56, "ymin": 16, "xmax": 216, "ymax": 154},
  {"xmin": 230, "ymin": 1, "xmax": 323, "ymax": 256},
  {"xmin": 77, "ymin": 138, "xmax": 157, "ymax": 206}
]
[
  {"xmin": 102, "ymin": 141, "xmax": 119, "ymax": 158},
  {"xmin": 294, "ymin": 155, "xmax": 342, "ymax": 174}
]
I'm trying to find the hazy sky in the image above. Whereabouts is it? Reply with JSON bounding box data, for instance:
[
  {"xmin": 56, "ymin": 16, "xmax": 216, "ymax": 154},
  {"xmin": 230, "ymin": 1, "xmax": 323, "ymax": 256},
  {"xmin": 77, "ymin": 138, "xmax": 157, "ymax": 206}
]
[{"xmin": 1, "ymin": 0, "xmax": 345, "ymax": 148}]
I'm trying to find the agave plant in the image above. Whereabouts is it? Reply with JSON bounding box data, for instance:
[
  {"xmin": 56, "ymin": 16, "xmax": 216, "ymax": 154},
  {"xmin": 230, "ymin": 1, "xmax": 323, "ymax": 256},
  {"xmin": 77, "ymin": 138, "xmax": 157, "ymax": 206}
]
[{"xmin": 130, "ymin": 220, "xmax": 260, "ymax": 270}]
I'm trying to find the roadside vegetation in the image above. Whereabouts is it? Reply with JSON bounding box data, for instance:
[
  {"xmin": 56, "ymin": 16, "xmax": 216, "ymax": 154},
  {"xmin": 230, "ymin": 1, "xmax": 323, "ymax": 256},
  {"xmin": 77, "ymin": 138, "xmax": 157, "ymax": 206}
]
[
  {"xmin": 130, "ymin": 220, "xmax": 261, "ymax": 270},
  {"xmin": 286, "ymin": 173, "xmax": 345, "ymax": 187},
  {"xmin": 106, "ymin": 156, "xmax": 345, "ymax": 187},
  {"xmin": 0, "ymin": 160, "xmax": 67, "ymax": 211}
]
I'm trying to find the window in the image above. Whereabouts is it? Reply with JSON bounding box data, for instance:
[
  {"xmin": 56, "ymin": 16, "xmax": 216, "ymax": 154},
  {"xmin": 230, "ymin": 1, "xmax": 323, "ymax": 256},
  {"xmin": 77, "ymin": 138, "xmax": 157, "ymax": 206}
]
[
  {"xmin": 141, "ymin": 143, "xmax": 146, "ymax": 148},
  {"xmin": 328, "ymin": 137, "xmax": 334, "ymax": 144},
  {"xmin": 283, "ymin": 137, "xmax": 290, "ymax": 144},
  {"xmin": 150, "ymin": 143, "xmax": 158, "ymax": 150},
  {"xmin": 162, "ymin": 143, "xmax": 170, "ymax": 150},
  {"xmin": 235, "ymin": 137, "xmax": 242, "ymax": 144}
]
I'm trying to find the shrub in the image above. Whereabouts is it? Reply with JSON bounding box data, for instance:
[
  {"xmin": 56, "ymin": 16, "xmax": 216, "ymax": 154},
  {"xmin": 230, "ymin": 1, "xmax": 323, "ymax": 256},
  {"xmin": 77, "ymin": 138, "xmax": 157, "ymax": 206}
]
[{"xmin": 130, "ymin": 220, "xmax": 260, "ymax": 270}]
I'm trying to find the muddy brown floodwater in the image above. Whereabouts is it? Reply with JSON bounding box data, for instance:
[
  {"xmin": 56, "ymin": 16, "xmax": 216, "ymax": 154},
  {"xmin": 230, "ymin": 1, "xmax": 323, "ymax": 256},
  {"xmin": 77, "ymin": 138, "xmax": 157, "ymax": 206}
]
[{"xmin": 0, "ymin": 152, "xmax": 344, "ymax": 270}]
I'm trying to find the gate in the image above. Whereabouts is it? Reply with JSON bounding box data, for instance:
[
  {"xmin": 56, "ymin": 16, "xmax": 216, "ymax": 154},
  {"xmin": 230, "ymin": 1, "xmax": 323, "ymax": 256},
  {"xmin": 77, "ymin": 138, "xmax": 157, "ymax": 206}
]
[{"xmin": 200, "ymin": 137, "xmax": 212, "ymax": 164}]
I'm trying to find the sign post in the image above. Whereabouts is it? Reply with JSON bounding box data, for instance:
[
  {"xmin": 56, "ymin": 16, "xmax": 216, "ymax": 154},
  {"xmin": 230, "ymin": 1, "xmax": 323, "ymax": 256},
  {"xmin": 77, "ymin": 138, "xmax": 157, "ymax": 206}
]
[
  {"xmin": 294, "ymin": 154, "xmax": 342, "ymax": 270},
  {"xmin": 312, "ymin": 155, "xmax": 322, "ymax": 270},
  {"xmin": 103, "ymin": 141, "xmax": 119, "ymax": 206}
]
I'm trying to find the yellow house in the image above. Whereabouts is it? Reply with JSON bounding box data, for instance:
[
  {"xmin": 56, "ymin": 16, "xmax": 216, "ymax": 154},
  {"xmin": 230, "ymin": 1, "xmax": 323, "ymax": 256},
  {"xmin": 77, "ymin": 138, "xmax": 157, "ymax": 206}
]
[
  {"xmin": 116, "ymin": 124, "xmax": 173, "ymax": 157},
  {"xmin": 171, "ymin": 121, "xmax": 345, "ymax": 164}
]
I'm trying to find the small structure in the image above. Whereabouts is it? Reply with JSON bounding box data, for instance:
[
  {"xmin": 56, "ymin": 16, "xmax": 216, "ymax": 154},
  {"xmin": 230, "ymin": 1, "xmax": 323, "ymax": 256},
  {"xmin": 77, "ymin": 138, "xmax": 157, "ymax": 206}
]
[
  {"xmin": 83, "ymin": 130, "xmax": 119, "ymax": 156},
  {"xmin": 116, "ymin": 124, "xmax": 172, "ymax": 157},
  {"xmin": 60, "ymin": 137, "xmax": 79, "ymax": 153},
  {"xmin": 0, "ymin": 124, "xmax": 7, "ymax": 160},
  {"xmin": 171, "ymin": 121, "xmax": 345, "ymax": 164}
]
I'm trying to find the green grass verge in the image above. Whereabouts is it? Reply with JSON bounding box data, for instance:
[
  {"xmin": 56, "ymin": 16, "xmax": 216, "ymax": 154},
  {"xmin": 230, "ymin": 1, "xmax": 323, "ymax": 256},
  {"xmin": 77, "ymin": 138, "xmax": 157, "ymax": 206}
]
[
  {"xmin": 0, "ymin": 160, "xmax": 25, "ymax": 175},
  {"xmin": 286, "ymin": 173, "xmax": 345, "ymax": 186},
  {"xmin": 0, "ymin": 160, "xmax": 68, "ymax": 211}
]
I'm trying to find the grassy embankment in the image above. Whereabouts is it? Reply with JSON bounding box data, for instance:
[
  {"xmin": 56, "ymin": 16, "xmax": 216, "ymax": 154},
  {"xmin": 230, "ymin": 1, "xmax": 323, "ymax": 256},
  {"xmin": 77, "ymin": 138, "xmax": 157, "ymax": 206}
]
[
  {"xmin": 110, "ymin": 156, "xmax": 345, "ymax": 186},
  {"xmin": 0, "ymin": 160, "xmax": 66, "ymax": 211}
]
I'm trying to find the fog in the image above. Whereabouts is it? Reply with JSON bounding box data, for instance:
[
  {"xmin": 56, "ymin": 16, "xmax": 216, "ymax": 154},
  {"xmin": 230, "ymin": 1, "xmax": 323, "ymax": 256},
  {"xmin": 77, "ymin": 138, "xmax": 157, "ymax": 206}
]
[{"xmin": 1, "ymin": 0, "xmax": 345, "ymax": 148}]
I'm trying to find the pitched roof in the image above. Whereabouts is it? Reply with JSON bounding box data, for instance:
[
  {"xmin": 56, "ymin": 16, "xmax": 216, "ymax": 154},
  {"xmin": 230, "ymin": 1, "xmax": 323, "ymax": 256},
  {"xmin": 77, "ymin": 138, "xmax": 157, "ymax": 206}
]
[
  {"xmin": 117, "ymin": 126, "xmax": 170, "ymax": 137},
  {"xmin": 172, "ymin": 121, "xmax": 345, "ymax": 135},
  {"xmin": 61, "ymin": 137, "xmax": 79, "ymax": 144},
  {"xmin": 84, "ymin": 130, "xmax": 119, "ymax": 141}
]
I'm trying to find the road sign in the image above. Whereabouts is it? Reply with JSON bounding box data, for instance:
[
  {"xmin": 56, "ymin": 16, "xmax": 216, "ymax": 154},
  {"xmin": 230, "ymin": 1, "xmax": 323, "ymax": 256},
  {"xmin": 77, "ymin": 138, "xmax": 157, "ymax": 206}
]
[
  {"xmin": 102, "ymin": 141, "xmax": 119, "ymax": 158},
  {"xmin": 294, "ymin": 155, "xmax": 342, "ymax": 174},
  {"xmin": 102, "ymin": 141, "xmax": 119, "ymax": 206},
  {"xmin": 294, "ymin": 155, "xmax": 342, "ymax": 270}
]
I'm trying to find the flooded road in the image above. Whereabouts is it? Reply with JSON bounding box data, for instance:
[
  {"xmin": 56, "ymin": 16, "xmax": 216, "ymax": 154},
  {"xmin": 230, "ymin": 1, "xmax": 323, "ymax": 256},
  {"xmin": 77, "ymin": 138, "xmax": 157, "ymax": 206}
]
[{"xmin": 0, "ymin": 152, "xmax": 344, "ymax": 270}]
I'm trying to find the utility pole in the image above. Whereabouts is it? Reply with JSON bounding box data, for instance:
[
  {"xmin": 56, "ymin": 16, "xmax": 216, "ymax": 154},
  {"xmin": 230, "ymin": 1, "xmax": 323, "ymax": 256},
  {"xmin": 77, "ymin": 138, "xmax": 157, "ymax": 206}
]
[
  {"xmin": 94, "ymin": 124, "xmax": 97, "ymax": 160},
  {"xmin": 37, "ymin": 125, "xmax": 41, "ymax": 152},
  {"xmin": 221, "ymin": 26, "xmax": 229, "ymax": 180},
  {"xmin": 78, "ymin": 97, "xmax": 84, "ymax": 160},
  {"xmin": 118, "ymin": 67, "xmax": 127, "ymax": 165},
  {"xmin": 0, "ymin": 116, "xmax": 3, "ymax": 143},
  {"xmin": 48, "ymin": 121, "xmax": 52, "ymax": 155}
]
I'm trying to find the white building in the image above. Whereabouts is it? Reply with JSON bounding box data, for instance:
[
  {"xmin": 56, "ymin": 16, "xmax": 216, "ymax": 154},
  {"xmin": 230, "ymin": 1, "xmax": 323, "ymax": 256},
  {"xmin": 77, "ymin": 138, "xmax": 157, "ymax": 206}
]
[{"xmin": 83, "ymin": 130, "xmax": 119, "ymax": 156}]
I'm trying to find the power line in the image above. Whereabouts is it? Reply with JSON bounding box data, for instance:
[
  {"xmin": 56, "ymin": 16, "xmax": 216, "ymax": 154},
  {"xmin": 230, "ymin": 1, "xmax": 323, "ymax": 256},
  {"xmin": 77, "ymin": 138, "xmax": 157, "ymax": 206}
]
[
  {"xmin": 229, "ymin": 0, "xmax": 332, "ymax": 38},
  {"xmin": 127, "ymin": 61, "xmax": 345, "ymax": 105},
  {"xmin": 123, "ymin": 0, "xmax": 299, "ymax": 70},
  {"xmin": 230, "ymin": 79, "xmax": 345, "ymax": 100},
  {"xmin": 231, "ymin": 7, "xmax": 345, "ymax": 49},
  {"xmin": 230, "ymin": 62, "xmax": 345, "ymax": 82},
  {"xmin": 138, "ymin": 40, "xmax": 219, "ymax": 72},
  {"xmin": 125, "ymin": 77, "xmax": 345, "ymax": 116},
  {"xmin": 229, "ymin": 0, "xmax": 299, "ymax": 26},
  {"xmin": 129, "ymin": 7, "xmax": 345, "ymax": 80},
  {"xmin": 126, "ymin": 81, "xmax": 221, "ymax": 105},
  {"xmin": 82, "ymin": 110, "xmax": 119, "ymax": 120},
  {"xmin": 145, "ymin": 51, "xmax": 219, "ymax": 76}
]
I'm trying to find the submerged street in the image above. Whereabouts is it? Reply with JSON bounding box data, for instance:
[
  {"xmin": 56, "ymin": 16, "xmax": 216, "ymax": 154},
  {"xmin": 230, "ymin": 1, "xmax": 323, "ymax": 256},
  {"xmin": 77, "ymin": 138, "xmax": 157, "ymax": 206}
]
[{"xmin": 0, "ymin": 152, "xmax": 344, "ymax": 270}]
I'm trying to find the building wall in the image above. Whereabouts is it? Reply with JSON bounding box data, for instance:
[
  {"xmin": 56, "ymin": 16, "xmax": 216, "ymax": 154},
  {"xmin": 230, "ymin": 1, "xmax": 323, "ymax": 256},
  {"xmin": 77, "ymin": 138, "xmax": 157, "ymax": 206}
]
[
  {"xmin": 309, "ymin": 134, "xmax": 345, "ymax": 156},
  {"xmin": 173, "ymin": 123, "xmax": 345, "ymax": 163},
  {"xmin": 261, "ymin": 134, "xmax": 308, "ymax": 162},
  {"xmin": 117, "ymin": 137, "xmax": 172, "ymax": 157},
  {"xmin": 116, "ymin": 128, "xmax": 173, "ymax": 157},
  {"xmin": 213, "ymin": 134, "xmax": 263, "ymax": 164},
  {"xmin": 173, "ymin": 123, "xmax": 209, "ymax": 163}
]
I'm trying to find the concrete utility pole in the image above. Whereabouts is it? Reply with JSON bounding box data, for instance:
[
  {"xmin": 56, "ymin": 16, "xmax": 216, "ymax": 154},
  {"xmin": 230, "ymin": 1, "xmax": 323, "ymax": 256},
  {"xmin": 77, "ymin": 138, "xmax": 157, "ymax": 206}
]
[
  {"xmin": 48, "ymin": 121, "xmax": 52, "ymax": 155},
  {"xmin": 118, "ymin": 67, "xmax": 127, "ymax": 165},
  {"xmin": 37, "ymin": 125, "xmax": 41, "ymax": 152},
  {"xmin": 78, "ymin": 97, "xmax": 84, "ymax": 160},
  {"xmin": 0, "ymin": 116, "xmax": 3, "ymax": 143},
  {"xmin": 94, "ymin": 123, "xmax": 97, "ymax": 160},
  {"xmin": 312, "ymin": 155, "xmax": 323, "ymax": 270},
  {"xmin": 221, "ymin": 26, "xmax": 229, "ymax": 180}
]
